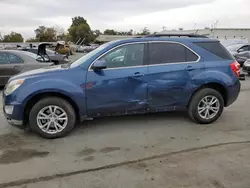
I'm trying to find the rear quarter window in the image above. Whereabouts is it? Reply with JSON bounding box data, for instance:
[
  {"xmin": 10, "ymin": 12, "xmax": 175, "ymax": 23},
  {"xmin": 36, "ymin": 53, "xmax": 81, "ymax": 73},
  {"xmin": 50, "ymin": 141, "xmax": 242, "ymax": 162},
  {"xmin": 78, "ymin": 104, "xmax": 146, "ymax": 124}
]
[{"xmin": 194, "ymin": 41, "xmax": 234, "ymax": 60}]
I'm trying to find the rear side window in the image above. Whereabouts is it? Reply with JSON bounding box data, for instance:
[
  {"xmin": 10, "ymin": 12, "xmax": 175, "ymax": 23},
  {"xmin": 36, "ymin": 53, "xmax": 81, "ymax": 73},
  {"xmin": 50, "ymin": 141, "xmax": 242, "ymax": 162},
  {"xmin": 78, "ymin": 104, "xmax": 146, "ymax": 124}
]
[
  {"xmin": 194, "ymin": 42, "xmax": 234, "ymax": 60},
  {"xmin": 8, "ymin": 54, "xmax": 23, "ymax": 63},
  {"xmin": 149, "ymin": 43, "xmax": 198, "ymax": 65},
  {"xmin": 0, "ymin": 53, "xmax": 23, "ymax": 64}
]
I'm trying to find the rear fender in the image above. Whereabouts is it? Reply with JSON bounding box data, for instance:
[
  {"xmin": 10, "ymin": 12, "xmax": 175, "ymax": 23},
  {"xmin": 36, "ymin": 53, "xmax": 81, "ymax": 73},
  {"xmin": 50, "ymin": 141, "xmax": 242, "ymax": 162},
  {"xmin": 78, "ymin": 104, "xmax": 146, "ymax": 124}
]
[{"xmin": 187, "ymin": 70, "xmax": 238, "ymax": 105}]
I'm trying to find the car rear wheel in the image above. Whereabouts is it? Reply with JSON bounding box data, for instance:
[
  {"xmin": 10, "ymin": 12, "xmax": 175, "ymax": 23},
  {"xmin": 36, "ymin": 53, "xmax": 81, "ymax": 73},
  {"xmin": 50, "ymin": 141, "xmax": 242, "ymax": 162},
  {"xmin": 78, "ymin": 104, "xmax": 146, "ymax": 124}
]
[
  {"xmin": 188, "ymin": 88, "xmax": 224, "ymax": 124},
  {"xmin": 29, "ymin": 97, "xmax": 76, "ymax": 139}
]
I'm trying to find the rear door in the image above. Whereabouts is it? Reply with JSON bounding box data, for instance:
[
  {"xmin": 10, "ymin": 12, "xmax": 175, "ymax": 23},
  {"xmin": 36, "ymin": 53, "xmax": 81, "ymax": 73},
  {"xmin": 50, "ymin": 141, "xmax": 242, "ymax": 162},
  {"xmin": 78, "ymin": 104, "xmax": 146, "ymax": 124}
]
[
  {"xmin": 147, "ymin": 42, "xmax": 201, "ymax": 111},
  {"xmin": 0, "ymin": 52, "xmax": 24, "ymax": 85}
]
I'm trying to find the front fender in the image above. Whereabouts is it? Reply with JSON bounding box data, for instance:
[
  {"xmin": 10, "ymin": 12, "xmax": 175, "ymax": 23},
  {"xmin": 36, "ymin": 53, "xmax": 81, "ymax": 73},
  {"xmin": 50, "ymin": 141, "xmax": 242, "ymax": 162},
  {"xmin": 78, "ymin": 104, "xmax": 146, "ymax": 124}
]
[{"xmin": 15, "ymin": 79, "xmax": 86, "ymax": 115}]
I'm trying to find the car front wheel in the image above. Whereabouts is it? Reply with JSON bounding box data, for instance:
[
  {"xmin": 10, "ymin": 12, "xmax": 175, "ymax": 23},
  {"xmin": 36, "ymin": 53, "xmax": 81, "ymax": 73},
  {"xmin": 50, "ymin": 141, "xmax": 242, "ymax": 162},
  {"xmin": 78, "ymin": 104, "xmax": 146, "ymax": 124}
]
[
  {"xmin": 188, "ymin": 88, "xmax": 224, "ymax": 124},
  {"xmin": 29, "ymin": 97, "xmax": 76, "ymax": 139}
]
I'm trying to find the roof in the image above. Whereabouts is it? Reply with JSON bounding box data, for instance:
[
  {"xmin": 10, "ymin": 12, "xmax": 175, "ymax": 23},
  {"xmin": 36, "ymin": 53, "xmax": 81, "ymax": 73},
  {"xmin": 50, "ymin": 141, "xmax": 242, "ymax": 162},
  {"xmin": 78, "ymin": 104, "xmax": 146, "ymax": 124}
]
[
  {"xmin": 106, "ymin": 36, "xmax": 218, "ymax": 45},
  {"xmin": 96, "ymin": 35, "xmax": 139, "ymax": 42}
]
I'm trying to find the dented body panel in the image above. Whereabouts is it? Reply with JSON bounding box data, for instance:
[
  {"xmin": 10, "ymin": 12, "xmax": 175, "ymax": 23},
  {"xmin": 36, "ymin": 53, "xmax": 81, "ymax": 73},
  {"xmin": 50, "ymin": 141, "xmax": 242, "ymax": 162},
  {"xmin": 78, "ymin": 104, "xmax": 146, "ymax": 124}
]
[
  {"xmin": 3, "ymin": 37, "xmax": 241, "ymax": 125},
  {"xmin": 86, "ymin": 66, "xmax": 148, "ymax": 117}
]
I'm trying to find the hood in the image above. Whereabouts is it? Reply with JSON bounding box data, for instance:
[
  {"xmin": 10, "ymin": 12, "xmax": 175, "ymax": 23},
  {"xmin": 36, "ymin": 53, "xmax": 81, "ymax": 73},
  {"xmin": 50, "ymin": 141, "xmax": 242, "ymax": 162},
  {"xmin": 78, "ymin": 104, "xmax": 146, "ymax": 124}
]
[
  {"xmin": 10, "ymin": 65, "xmax": 69, "ymax": 81},
  {"xmin": 38, "ymin": 42, "xmax": 51, "ymax": 55}
]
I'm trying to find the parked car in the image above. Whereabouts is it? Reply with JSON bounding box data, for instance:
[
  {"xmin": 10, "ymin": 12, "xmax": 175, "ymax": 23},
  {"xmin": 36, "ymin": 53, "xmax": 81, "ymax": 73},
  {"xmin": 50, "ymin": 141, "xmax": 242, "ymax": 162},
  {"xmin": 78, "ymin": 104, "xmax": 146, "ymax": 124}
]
[
  {"xmin": 3, "ymin": 34, "xmax": 241, "ymax": 138},
  {"xmin": 242, "ymin": 59, "xmax": 250, "ymax": 75},
  {"xmin": 227, "ymin": 43, "xmax": 250, "ymax": 66},
  {"xmin": 19, "ymin": 43, "xmax": 70, "ymax": 65},
  {"xmin": 77, "ymin": 44, "xmax": 100, "ymax": 53},
  {"xmin": 0, "ymin": 50, "xmax": 54, "ymax": 86}
]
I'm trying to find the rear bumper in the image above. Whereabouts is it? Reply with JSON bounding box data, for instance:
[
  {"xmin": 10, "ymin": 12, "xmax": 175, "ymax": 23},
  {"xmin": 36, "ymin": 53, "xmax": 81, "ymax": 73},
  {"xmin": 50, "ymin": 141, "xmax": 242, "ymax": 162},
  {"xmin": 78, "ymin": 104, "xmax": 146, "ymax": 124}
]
[{"xmin": 225, "ymin": 79, "xmax": 241, "ymax": 107}]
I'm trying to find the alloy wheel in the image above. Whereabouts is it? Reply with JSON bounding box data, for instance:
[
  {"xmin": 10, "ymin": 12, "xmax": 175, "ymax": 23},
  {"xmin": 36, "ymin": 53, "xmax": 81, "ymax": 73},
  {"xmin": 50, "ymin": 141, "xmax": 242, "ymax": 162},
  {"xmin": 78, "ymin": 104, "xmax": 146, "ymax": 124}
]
[
  {"xmin": 197, "ymin": 95, "xmax": 220, "ymax": 120},
  {"xmin": 37, "ymin": 105, "xmax": 68, "ymax": 134}
]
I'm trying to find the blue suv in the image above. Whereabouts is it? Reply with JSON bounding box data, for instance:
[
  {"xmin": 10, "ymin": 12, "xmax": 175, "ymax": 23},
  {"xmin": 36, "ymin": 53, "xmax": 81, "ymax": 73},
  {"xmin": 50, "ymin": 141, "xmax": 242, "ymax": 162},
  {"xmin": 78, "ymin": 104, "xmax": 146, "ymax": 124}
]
[{"xmin": 3, "ymin": 34, "xmax": 241, "ymax": 138}]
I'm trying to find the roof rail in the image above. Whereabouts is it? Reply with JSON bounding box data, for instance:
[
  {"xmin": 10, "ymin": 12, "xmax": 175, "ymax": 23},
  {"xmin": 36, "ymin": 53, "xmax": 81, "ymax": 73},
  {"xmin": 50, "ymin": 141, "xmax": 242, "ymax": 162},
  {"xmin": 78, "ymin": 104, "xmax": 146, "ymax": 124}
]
[{"xmin": 145, "ymin": 33, "xmax": 208, "ymax": 38}]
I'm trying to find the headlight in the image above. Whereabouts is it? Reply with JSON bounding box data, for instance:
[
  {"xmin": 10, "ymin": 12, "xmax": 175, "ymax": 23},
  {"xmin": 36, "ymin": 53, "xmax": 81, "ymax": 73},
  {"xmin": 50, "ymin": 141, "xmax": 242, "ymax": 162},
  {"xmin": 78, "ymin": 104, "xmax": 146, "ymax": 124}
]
[{"xmin": 4, "ymin": 79, "xmax": 25, "ymax": 96}]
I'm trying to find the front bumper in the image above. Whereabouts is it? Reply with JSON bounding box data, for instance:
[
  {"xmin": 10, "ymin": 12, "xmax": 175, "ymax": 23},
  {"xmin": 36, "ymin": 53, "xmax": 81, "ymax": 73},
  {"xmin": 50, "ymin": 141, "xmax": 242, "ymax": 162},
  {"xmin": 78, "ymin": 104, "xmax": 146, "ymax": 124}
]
[
  {"xmin": 3, "ymin": 106, "xmax": 25, "ymax": 128},
  {"xmin": 3, "ymin": 92, "xmax": 25, "ymax": 128}
]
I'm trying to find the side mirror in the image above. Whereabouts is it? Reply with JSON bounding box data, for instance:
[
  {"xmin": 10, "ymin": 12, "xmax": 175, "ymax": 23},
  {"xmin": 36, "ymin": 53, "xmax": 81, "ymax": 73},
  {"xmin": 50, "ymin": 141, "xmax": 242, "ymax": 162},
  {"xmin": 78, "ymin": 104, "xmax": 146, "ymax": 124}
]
[{"xmin": 92, "ymin": 60, "xmax": 107, "ymax": 71}]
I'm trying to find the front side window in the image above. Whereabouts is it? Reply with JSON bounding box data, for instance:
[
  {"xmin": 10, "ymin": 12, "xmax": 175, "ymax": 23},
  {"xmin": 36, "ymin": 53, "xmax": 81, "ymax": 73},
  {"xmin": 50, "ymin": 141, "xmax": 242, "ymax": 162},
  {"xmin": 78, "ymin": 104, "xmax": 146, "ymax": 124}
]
[
  {"xmin": 149, "ymin": 43, "xmax": 198, "ymax": 65},
  {"xmin": 99, "ymin": 43, "xmax": 145, "ymax": 69},
  {"xmin": 0, "ymin": 53, "xmax": 9, "ymax": 64}
]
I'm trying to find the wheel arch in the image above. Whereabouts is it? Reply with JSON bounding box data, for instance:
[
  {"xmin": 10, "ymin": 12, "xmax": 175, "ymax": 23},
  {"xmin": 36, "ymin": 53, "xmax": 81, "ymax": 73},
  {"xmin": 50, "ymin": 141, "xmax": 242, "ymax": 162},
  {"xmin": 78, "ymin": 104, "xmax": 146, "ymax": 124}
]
[
  {"xmin": 24, "ymin": 92, "xmax": 80, "ymax": 124},
  {"xmin": 188, "ymin": 82, "xmax": 228, "ymax": 107}
]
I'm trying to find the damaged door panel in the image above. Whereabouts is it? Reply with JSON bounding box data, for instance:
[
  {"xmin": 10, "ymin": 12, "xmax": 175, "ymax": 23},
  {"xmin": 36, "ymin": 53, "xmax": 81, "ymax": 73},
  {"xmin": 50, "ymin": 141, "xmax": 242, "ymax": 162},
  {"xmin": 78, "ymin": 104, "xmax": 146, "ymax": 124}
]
[
  {"xmin": 86, "ymin": 43, "xmax": 148, "ymax": 117},
  {"xmin": 147, "ymin": 42, "xmax": 203, "ymax": 111}
]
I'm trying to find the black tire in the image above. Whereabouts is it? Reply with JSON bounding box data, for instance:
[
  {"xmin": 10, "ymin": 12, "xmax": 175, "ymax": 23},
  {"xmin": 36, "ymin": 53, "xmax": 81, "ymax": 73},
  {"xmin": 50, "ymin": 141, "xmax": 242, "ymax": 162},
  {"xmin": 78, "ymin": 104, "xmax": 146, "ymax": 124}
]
[
  {"xmin": 188, "ymin": 88, "xmax": 224, "ymax": 124},
  {"xmin": 29, "ymin": 97, "xmax": 76, "ymax": 139},
  {"xmin": 247, "ymin": 72, "xmax": 250, "ymax": 76}
]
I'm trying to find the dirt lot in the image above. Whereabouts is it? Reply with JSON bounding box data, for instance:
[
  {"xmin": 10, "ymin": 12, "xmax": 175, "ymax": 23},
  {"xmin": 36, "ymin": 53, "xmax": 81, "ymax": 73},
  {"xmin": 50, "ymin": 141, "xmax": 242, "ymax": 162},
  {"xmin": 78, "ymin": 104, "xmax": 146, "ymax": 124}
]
[{"xmin": 0, "ymin": 58, "xmax": 250, "ymax": 187}]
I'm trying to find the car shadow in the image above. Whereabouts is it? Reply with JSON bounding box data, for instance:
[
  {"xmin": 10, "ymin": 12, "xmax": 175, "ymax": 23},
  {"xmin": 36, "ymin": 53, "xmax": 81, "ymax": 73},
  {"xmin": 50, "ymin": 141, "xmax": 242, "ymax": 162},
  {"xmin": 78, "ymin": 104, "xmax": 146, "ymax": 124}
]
[{"xmin": 72, "ymin": 111, "xmax": 192, "ymax": 136}]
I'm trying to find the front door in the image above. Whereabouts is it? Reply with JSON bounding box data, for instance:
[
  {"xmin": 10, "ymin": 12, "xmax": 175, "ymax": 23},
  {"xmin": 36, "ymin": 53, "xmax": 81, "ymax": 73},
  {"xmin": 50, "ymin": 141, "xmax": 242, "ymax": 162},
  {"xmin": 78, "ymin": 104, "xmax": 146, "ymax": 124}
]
[
  {"xmin": 86, "ymin": 43, "xmax": 148, "ymax": 117},
  {"xmin": 0, "ymin": 52, "xmax": 24, "ymax": 85},
  {"xmin": 147, "ymin": 42, "xmax": 202, "ymax": 111}
]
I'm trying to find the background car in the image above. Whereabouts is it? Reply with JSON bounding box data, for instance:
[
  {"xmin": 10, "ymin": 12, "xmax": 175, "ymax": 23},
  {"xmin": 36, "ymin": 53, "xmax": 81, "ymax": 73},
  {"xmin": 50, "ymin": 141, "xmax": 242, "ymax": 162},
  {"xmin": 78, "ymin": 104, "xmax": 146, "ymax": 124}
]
[
  {"xmin": 227, "ymin": 43, "xmax": 250, "ymax": 66},
  {"xmin": 242, "ymin": 59, "xmax": 250, "ymax": 75},
  {"xmin": 0, "ymin": 50, "xmax": 54, "ymax": 86},
  {"xmin": 76, "ymin": 44, "xmax": 99, "ymax": 53},
  {"xmin": 19, "ymin": 43, "xmax": 70, "ymax": 65}
]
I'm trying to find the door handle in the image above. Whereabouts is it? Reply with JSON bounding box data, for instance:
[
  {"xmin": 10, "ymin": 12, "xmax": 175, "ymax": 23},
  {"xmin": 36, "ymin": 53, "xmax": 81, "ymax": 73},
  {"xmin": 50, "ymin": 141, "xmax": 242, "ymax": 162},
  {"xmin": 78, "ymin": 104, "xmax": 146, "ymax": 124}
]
[
  {"xmin": 13, "ymin": 66, "xmax": 21, "ymax": 70},
  {"xmin": 186, "ymin": 66, "xmax": 195, "ymax": 71},
  {"xmin": 133, "ymin": 72, "xmax": 144, "ymax": 77}
]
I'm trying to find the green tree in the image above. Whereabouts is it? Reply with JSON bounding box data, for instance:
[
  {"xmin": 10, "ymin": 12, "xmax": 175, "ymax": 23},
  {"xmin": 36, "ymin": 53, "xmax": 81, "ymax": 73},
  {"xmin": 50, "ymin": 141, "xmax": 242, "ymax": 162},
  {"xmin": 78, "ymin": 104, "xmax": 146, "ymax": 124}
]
[
  {"xmin": 35, "ymin": 26, "xmax": 57, "ymax": 42},
  {"xmin": 68, "ymin": 16, "xmax": 94, "ymax": 44},
  {"xmin": 26, "ymin": 38, "xmax": 40, "ymax": 42},
  {"xmin": 104, "ymin": 29, "xmax": 117, "ymax": 35},
  {"xmin": 2, "ymin": 32, "xmax": 24, "ymax": 42},
  {"xmin": 137, "ymin": 27, "xmax": 151, "ymax": 35},
  {"xmin": 93, "ymin": 30, "xmax": 102, "ymax": 37}
]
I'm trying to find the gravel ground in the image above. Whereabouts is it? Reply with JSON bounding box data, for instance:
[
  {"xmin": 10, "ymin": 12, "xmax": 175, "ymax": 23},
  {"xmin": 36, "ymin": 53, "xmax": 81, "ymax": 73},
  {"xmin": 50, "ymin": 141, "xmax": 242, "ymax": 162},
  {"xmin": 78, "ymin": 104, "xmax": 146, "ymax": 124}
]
[{"xmin": 0, "ymin": 54, "xmax": 250, "ymax": 187}]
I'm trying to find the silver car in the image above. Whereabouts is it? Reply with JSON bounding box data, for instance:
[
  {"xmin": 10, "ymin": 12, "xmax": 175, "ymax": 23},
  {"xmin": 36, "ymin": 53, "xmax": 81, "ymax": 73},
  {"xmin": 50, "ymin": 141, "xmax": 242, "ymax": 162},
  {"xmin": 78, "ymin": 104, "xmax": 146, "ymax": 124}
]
[
  {"xmin": 227, "ymin": 44, "xmax": 250, "ymax": 66},
  {"xmin": 242, "ymin": 59, "xmax": 250, "ymax": 75},
  {"xmin": 0, "ymin": 50, "xmax": 54, "ymax": 86},
  {"xmin": 20, "ymin": 43, "xmax": 70, "ymax": 65}
]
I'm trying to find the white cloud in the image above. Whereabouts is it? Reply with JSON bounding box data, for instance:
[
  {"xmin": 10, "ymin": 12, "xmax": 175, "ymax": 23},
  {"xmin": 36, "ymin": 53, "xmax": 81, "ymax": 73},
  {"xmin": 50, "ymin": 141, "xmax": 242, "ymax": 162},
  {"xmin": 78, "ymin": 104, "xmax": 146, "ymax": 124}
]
[
  {"xmin": 115, "ymin": 0, "xmax": 250, "ymax": 32},
  {"xmin": 0, "ymin": 0, "xmax": 249, "ymax": 38}
]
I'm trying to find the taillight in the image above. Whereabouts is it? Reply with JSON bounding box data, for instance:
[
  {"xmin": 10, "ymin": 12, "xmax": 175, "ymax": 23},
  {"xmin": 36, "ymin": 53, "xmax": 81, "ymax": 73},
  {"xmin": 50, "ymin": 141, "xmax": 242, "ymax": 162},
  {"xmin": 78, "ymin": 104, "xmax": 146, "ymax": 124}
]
[{"xmin": 230, "ymin": 61, "xmax": 240, "ymax": 77}]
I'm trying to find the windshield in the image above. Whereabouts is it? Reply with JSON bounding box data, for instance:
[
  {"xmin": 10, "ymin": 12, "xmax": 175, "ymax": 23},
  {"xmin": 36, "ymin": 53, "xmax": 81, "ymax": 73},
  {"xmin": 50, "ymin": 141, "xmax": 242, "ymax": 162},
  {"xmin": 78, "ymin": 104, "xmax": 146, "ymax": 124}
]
[
  {"xmin": 70, "ymin": 42, "xmax": 113, "ymax": 68},
  {"xmin": 227, "ymin": 44, "xmax": 244, "ymax": 51}
]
